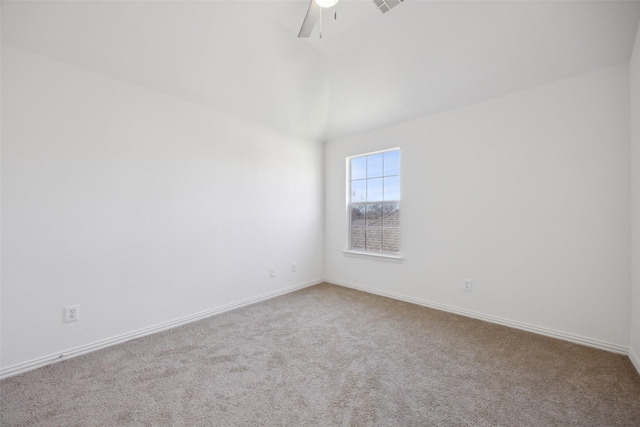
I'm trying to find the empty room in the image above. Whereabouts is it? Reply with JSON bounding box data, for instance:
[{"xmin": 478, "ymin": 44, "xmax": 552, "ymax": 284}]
[{"xmin": 2, "ymin": 0, "xmax": 640, "ymax": 425}]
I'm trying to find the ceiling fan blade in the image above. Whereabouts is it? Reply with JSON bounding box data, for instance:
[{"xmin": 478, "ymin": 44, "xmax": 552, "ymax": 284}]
[{"xmin": 298, "ymin": 0, "xmax": 321, "ymax": 38}]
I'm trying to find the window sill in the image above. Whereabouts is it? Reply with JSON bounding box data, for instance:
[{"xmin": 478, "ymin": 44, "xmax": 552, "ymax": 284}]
[{"xmin": 343, "ymin": 250, "xmax": 404, "ymax": 263}]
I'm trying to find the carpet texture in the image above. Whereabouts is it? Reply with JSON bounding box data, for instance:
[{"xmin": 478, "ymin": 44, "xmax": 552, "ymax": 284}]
[{"xmin": 1, "ymin": 283, "xmax": 639, "ymax": 426}]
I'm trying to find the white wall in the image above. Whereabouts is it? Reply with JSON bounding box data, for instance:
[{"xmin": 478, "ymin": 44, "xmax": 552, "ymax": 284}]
[
  {"xmin": 630, "ymin": 23, "xmax": 640, "ymax": 371},
  {"xmin": 1, "ymin": 46, "xmax": 324, "ymax": 371},
  {"xmin": 325, "ymin": 65, "xmax": 631, "ymax": 351}
]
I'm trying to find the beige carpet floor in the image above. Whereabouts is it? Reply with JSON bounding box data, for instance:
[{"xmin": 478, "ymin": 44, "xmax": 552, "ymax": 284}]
[{"xmin": 1, "ymin": 283, "xmax": 639, "ymax": 426}]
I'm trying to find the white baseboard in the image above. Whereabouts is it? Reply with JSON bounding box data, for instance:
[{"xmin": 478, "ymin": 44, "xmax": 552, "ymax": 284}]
[
  {"xmin": 0, "ymin": 279, "xmax": 323, "ymax": 380},
  {"xmin": 629, "ymin": 348, "xmax": 640, "ymax": 376},
  {"xmin": 4, "ymin": 278, "xmax": 633, "ymax": 381},
  {"xmin": 326, "ymin": 278, "xmax": 629, "ymax": 355}
]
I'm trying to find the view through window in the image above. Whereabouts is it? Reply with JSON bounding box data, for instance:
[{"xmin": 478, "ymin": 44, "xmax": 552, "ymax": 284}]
[{"xmin": 349, "ymin": 149, "xmax": 400, "ymax": 254}]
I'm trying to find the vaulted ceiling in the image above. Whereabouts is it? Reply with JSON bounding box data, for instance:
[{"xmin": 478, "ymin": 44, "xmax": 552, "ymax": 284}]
[{"xmin": 3, "ymin": 1, "xmax": 640, "ymax": 142}]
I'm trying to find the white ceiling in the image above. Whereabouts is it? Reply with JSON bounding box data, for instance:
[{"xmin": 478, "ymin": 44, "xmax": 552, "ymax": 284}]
[{"xmin": 3, "ymin": 1, "xmax": 640, "ymax": 142}]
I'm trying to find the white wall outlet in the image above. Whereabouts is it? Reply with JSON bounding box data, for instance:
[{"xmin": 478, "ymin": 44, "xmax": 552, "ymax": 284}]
[
  {"xmin": 64, "ymin": 305, "xmax": 80, "ymax": 322},
  {"xmin": 270, "ymin": 267, "xmax": 276, "ymax": 278},
  {"xmin": 463, "ymin": 279, "xmax": 472, "ymax": 292},
  {"xmin": 292, "ymin": 263, "xmax": 297, "ymax": 272}
]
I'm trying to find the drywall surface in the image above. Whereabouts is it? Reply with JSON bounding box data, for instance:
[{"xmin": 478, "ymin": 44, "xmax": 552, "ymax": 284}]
[
  {"xmin": 631, "ymin": 23, "xmax": 640, "ymax": 369},
  {"xmin": 1, "ymin": 46, "xmax": 324, "ymax": 370},
  {"xmin": 325, "ymin": 65, "xmax": 631, "ymax": 349}
]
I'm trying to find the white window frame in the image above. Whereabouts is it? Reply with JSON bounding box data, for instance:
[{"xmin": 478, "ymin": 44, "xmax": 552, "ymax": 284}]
[{"xmin": 344, "ymin": 148, "xmax": 403, "ymax": 262}]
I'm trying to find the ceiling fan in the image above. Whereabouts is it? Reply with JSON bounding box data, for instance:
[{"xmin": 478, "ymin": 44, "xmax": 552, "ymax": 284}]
[{"xmin": 298, "ymin": 0, "xmax": 405, "ymax": 38}]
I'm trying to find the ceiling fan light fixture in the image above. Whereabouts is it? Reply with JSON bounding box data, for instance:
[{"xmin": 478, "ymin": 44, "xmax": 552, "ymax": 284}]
[{"xmin": 315, "ymin": 0, "xmax": 339, "ymax": 8}]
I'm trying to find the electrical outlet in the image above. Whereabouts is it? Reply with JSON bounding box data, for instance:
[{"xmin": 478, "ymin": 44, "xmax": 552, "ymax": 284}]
[
  {"xmin": 292, "ymin": 263, "xmax": 297, "ymax": 273},
  {"xmin": 270, "ymin": 267, "xmax": 276, "ymax": 278},
  {"xmin": 463, "ymin": 279, "xmax": 472, "ymax": 292},
  {"xmin": 64, "ymin": 305, "xmax": 80, "ymax": 322}
]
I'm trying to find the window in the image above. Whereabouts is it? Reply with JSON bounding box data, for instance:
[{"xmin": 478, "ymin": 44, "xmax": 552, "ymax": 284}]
[{"xmin": 348, "ymin": 149, "xmax": 400, "ymax": 255}]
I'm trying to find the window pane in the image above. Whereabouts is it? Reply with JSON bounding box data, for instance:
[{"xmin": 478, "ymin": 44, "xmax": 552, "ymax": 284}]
[
  {"xmin": 348, "ymin": 149, "xmax": 400, "ymax": 256},
  {"xmin": 384, "ymin": 150, "xmax": 400, "ymax": 176},
  {"xmin": 366, "ymin": 228, "xmax": 383, "ymax": 252},
  {"xmin": 351, "ymin": 205, "xmax": 366, "ymax": 227},
  {"xmin": 351, "ymin": 156, "xmax": 367, "ymax": 180},
  {"xmin": 383, "ymin": 176, "xmax": 400, "ymax": 201},
  {"xmin": 366, "ymin": 204, "xmax": 383, "ymax": 227},
  {"xmin": 383, "ymin": 204, "xmax": 400, "ymax": 228},
  {"xmin": 351, "ymin": 180, "xmax": 366, "ymax": 203},
  {"xmin": 367, "ymin": 154, "xmax": 383, "ymax": 178},
  {"xmin": 383, "ymin": 228, "xmax": 400, "ymax": 253},
  {"xmin": 367, "ymin": 178, "xmax": 383, "ymax": 202},
  {"xmin": 351, "ymin": 227, "xmax": 365, "ymax": 250}
]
